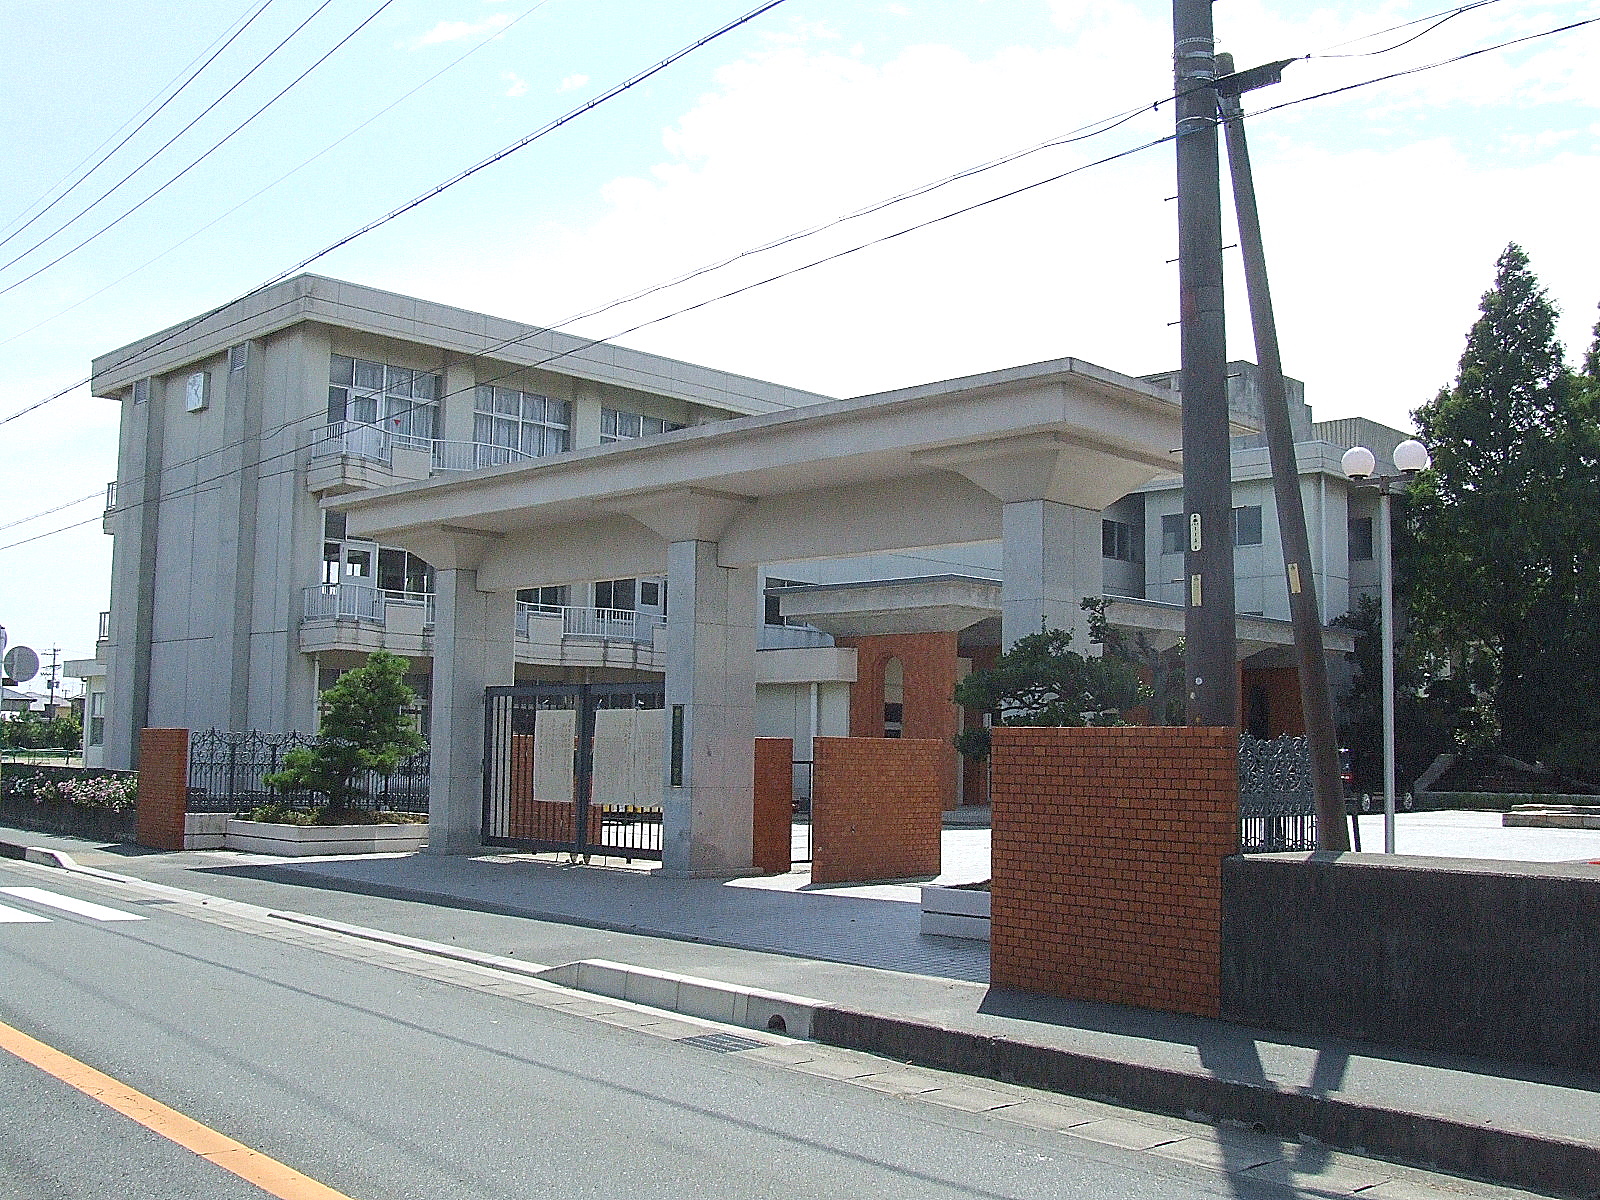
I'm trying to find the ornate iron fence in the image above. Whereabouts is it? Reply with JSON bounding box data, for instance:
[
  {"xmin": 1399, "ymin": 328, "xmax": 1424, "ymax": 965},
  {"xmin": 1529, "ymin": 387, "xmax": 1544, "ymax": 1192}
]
[
  {"xmin": 1239, "ymin": 733, "xmax": 1317, "ymax": 853},
  {"xmin": 186, "ymin": 729, "xmax": 429, "ymax": 815}
]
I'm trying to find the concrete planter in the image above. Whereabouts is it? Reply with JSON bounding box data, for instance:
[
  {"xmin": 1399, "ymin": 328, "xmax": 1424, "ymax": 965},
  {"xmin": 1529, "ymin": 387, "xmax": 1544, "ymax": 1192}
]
[
  {"xmin": 223, "ymin": 819, "xmax": 427, "ymax": 857},
  {"xmin": 920, "ymin": 883, "xmax": 990, "ymax": 941}
]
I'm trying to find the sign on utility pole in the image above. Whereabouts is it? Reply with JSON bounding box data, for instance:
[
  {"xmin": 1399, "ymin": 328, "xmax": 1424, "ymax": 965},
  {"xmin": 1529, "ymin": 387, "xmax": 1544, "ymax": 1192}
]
[{"xmin": 1172, "ymin": 0, "xmax": 1236, "ymax": 728}]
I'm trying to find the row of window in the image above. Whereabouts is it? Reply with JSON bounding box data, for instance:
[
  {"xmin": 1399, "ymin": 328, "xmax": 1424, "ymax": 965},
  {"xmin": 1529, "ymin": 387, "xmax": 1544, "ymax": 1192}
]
[
  {"xmin": 601, "ymin": 408, "xmax": 684, "ymax": 442},
  {"xmin": 1102, "ymin": 507, "xmax": 1268, "ymax": 561},
  {"xmin": 328, "ymin": 355, "xmax": 442, "ymax": 443}
]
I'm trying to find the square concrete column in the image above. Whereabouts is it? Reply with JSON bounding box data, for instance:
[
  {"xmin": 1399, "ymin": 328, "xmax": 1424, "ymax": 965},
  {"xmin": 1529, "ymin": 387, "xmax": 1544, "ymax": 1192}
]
[
  {"xmin": 428, "ymin": 568, "xmax": 515, "ymax": 854},
  {"xmin": 661, "ymin": 539, "xmax": 758, "ymax": 877},
  {"xmin": 1001, "ymin": 500, "xmax": 1101, "ymax": 650}
]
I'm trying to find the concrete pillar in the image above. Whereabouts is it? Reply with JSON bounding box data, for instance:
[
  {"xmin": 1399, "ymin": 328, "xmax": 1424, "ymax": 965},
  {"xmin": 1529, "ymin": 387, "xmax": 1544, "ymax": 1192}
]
[
  {"xmin": 427, "ymin": 568, "xmax": 515, "ymax": 853},
  {"xmin": 1001, "ymin": 499, "xmax": 1101, "ymax": 650},
  {"xmin": 661, "ymin": 539, "xmax": 758, "ymax": 877}
]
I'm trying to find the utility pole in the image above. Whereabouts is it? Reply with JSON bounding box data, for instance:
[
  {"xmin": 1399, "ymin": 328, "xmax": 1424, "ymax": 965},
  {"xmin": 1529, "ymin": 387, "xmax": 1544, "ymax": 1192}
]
[
  {"xmin": 1172, "ymin": 0, "xmax": 1236, "ymax": 728},
  {"xmin": 1217, "ymin": 54, "xmax": 1350, "ymax": 851},
  {"xmin": 45, "ymin": 645, "xmax": 61, "ymax": 716}
]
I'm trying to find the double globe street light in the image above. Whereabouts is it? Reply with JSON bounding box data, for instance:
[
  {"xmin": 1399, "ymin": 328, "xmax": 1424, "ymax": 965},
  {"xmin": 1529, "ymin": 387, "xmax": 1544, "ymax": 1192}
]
[{"xmin": 1340, "ymin": 438, "xmax": 1432, "ymax": 854}]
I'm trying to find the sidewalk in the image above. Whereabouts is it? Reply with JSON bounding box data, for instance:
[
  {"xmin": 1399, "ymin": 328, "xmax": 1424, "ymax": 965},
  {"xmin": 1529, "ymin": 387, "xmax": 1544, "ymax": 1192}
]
[{"xmin": 4, "ymin": 821, "xmax": 1597, "ymax": 1197}]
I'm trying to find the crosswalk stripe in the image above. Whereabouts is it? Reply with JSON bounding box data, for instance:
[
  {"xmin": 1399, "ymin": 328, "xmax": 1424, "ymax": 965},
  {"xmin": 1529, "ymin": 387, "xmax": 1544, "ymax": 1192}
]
[
  {"xmin": 0, "ymin": 887, "xmax": 145, "ymax": 922},
  {"xmin": 0, "ymin": 903, "xmax": 51, "ymax": 924}
]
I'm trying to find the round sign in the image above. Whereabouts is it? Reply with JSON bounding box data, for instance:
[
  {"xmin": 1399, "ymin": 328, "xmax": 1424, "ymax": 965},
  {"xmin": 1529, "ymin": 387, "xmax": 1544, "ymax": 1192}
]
[{"xmin": 4, "ymin": 645, "xmax": 40, "ymax": 684}]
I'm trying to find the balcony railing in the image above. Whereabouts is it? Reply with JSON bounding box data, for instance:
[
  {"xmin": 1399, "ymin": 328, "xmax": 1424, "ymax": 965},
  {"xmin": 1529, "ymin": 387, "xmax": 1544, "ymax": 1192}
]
[
  {"xmin": 310, "ymin": 422, "xmax": 533, "ymax": 475},
  {"xmin": 303, "ymin": 582, "xmax": 385, "ymax": 622},
  {"xmin": 758, "ymin": 622, "xmax": 834, "ymax": 650},
  {"xmin": 563, "ymin": 606, "xmax": 665, "ymax": 642},
  {"xmin": 515, "ymin": 601, "xmax": 562, "ymax": 639}
]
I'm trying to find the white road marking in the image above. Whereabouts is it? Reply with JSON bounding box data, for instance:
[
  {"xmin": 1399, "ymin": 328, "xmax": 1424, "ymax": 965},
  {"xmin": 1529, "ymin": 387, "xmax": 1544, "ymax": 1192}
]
[
  {"xmin": 0, "ymin": 903, "xmax": 51, "ymax": 924},
  {"xmin": 0, "ymin": 887, "xmax": 145, "ymax": 922}
]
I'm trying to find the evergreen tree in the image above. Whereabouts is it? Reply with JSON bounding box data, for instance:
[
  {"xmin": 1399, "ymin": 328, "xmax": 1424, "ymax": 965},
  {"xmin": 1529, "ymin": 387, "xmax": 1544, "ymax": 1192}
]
[
  {"xmin": 265, "ymin": 650, "xmax": 424, "ymax": 808},
  {"xmin": 952, "ymin": 622, "xmax": 1147, "ymax": 759},
  {"xmin": 1409, "ymin": 244, "xmax": 1600, "ymax": 774}
]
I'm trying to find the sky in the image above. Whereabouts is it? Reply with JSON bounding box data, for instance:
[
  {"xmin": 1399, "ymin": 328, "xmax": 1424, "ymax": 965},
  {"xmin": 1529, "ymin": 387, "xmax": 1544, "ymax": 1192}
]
[{"xmin": 1, "ymin": 0, "xmax": 1596, "ymax": 679}]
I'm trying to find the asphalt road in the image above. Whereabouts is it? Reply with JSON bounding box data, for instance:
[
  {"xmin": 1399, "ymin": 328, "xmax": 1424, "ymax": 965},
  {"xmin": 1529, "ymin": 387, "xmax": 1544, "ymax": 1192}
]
[{"xmin": 0, "ymin": 857, "xmax": 1308, "ymax": 1200}]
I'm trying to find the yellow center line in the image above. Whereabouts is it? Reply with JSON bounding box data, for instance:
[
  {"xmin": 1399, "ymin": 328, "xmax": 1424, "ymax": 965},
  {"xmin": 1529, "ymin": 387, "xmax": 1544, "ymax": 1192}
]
[{"xmin": 0, "ymin": 1018, "xmax": 359, "ymax": 1200}]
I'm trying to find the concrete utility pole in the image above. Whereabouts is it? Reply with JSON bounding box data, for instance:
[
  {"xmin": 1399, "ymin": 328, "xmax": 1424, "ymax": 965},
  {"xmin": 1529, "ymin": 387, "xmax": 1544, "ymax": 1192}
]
[
  {"xmin": 1217, "ymin": 55, "xmax": 1350, "ymax": 851},
  {"xmin": 1172, "ymin": 0, "xmax": 1236, "ymax": 728}
]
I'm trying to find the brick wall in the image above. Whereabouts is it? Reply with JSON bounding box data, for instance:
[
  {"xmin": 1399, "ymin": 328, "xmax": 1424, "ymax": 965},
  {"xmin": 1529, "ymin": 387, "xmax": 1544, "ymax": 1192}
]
[
  {"xmin": 1241, "ymin": 667, "xmax": 1304, "ymax": 738},
  {"xmin": 752, "ymin": 737, "xmax": 794, "ymax": 874},
  {"xmin": 506, "ymin": 733, "xmax": 597, "ymax": 843},
  {"xmin": 836, "ymin": 632, "xmax": 961, "ymax": 808},
  {"xmin": 990, "ymin": 725, "xmax": 1238, "ymax": 1017},
  {"xmin": 812, "ymin": 736, "xmax": 943, "ymax": 885},
  {"xmin": 135, "ymin": 728, "xmax": 189, "ymax": 851}
]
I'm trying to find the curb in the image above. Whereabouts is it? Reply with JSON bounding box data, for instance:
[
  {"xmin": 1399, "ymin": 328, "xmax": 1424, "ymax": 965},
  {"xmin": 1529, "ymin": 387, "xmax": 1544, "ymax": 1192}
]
[{"xmin": 5, "ymin": 835, "xmax": 1597, "ymax": 1197}]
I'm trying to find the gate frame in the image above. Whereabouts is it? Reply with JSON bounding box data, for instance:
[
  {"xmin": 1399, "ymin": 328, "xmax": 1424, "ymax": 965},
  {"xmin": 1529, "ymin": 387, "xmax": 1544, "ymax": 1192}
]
[{"xmin": 482, "ymin": 682, "xmax": 666, "ymax": 861}]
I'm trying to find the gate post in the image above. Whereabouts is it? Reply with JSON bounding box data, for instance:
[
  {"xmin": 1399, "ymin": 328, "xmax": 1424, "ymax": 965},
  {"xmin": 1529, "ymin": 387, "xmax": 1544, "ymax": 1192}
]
[
  {"xmin": 135, "ymin": 728, "xmax": 189, "ymax": 850},
  {"xmin": 430, "ymin": 566, "xmax": 515, "ymax": 854}
]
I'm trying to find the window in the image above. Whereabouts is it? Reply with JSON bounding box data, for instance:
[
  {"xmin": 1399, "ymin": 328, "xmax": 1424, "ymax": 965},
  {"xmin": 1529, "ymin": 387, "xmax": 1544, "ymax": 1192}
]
[
  {"xmin": 323, "ymin": 511, "xmax": 347, "ymax": 541},
  {"xmin": 763, "ymin": 577, "xmax": 807, "ymax": 625},
  {"xmin": 323, "ymin": 540, "xmax": 374, "ymax": 585},
  {"xmin": 516, "ymin": 585, "xmax": 568, "ymax": 611},
  {"xmin": 328, "ymin": 355, "xmax": 440, "ymax": 443},
  {"xmin": 639, "ymin": 581, "xmax": 661, "ymax": 607},
  {"xmin": 1161, "ymin": 513, "xmax": 1186, "ymax": 555},
  {"xmin": 473, "ymin": 386, "xmax": 571, "ymax": 458},
  {"xmin": 184, "ymin": 371, "xmax": 209, "ymax": 412},
  {"xmin": 88, "ymin": 693, "xmax": 105, "ymax": 747},
  {"xmin": 600, "ymin": 408, "xmax": 684, "ymax": 442},
  {"xmin": 1232, "ymin": 505, "xmax": 1263, "ymax": 547},
  {"xmin": 594, "ymin": 578, "xmax": 636, "ymax": 611},
  {"xmin": 377, "ymin": 547, "xmax": 433, "ymax": 596},
  {"xmin": 1101, "ymin": 519, "xmax": 1142, "ymax": 563},
  {"xmin": 132, "ymin": 378, "xmax": 149, "ymax": 404},
  {"xmin": 1349, "ymin": 516, "xmax": 1374, "ymax": 562},
  {"xmin": 228, "ymin": 343, "xmax": 248, "ymax": 372}
]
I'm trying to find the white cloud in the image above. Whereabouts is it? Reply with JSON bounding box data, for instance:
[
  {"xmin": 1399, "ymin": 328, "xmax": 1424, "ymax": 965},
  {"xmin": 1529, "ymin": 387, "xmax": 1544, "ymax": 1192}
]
[
  {"xmin": 557, "ymin": 73, "xmax": 589, "ymax": 93},
  {"xmin": 413, "ymin": 13, "xmax": 512, "ymax": 49},
  {"xmin": 503, "ymin": 71, "xmax": 528, "ymax": 98}
]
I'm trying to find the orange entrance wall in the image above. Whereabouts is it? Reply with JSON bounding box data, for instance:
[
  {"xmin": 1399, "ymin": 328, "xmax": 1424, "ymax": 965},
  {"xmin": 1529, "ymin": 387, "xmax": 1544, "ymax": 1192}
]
[
  {"xmin": 1240, "ymin": 665, "xmax": 1306, "ymax": 739},
  {"xmin": 835, "ymin": 632, "xmax": 961, "ymax": 809}
]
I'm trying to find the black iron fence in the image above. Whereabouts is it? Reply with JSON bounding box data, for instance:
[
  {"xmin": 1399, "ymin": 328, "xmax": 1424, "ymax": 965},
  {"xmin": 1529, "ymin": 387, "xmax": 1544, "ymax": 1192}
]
[
  {"xmin": 186, "ymin": 729, "xmax": 429, "ymax": 815},
  {"xmin": 1238, "ymin": 733, "xmax": 1317, "ymax": 853}
]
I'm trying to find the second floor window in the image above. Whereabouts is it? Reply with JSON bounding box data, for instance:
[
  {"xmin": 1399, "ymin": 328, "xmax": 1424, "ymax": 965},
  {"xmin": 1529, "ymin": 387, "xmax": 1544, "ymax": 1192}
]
[
  {"xmin": 474, "ymin": 386, "xmax": 571, "ymax": 458},
  {"xmin": 1232, "ymin": 505, "xmax": 1263, "ymax": 547},
  {"xmin": 1102, "ymin": 519, "xmax": 1143, "ymax": 563},
  {"xmin": 1349, "ymin": 516, "xmax": 1374, "ymax": 561},
  {"xmin": 601, "ymin": 408, "xmax": 684, "ymax": 442},
  {"xmin": 329, "ymin": 355, "xmax": 440, "ymax": 443}
]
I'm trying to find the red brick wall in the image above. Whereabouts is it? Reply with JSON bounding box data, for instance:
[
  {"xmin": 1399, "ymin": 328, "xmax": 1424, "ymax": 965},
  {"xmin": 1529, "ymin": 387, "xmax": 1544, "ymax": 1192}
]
[
  {"xmin": 812, "ymin": 736, "xmax": 943, "ymax": 885},
  {"xmin": 505, "ymin": 733, "xmax": 596, "ymax": 843},
  {"xmin": 990, "ymin": 725, "xmax": 1238, "ymax": 1017},
  {"xmin": 752, "ymin": 737, "xmax": 793, "ymax": 874},
  {"xmin": 135, "ymin": 728, "xmax": 189, "ymax": 851},
  {"xmin": 837, "ymin": 632, "xmax": 961, "ymax": 808},
  {"xmin": 1242, "ymin": 667, "xmax": 1305, "ymax": 738}
]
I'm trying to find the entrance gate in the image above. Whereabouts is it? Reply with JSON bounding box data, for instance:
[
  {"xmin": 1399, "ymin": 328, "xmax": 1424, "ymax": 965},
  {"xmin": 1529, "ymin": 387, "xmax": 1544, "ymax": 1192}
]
[{"xmin": 483, "ymin": 683, "xmax": 667, "ymax": 861}]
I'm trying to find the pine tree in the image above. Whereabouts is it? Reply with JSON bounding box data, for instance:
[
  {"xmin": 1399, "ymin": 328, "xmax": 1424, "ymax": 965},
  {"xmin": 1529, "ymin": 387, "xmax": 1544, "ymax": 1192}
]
[{"xmin": 1409, "ymin": 244, "xmax": 1600, "ymax": 772}]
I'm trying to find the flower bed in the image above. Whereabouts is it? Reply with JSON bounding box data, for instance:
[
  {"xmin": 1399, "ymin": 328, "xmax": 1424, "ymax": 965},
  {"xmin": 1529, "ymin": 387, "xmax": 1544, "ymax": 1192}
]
[{"xmin": 0, "ymin": 766, "xmax": 138, "ymax": 842}]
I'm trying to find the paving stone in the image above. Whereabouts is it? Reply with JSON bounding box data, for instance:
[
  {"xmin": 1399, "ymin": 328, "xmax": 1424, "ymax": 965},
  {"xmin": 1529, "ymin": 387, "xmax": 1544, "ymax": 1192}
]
[
  {"xmin": 987, "ymin": 1099, "xmax": 1098, "ymax": 1132},
  {"xmin": 1241, "ymin": 1157, "xmax": 1393, "ymax": 1195},
  {"xmin": 1069, "ymin": 1118, "xmax": 1186, "ymax": 1151},
  {"xmin": 849, "ymin": 1069, "xmax": 943, "ymax": 1095},
  {"xmin": 915, "ymin": 1084, "xmax": 1019, "ymax": 1112},
  {"xmin": 1144, "ymin": 1132, "xmax": 1285, "ymax": 1173}
]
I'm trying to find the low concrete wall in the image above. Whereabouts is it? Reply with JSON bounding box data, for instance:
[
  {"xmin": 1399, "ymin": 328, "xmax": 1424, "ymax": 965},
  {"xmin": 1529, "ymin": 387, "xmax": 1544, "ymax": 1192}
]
[{"xmin": 1222, "ymin": 853, "xmax": 1600, "ymax": 1073}]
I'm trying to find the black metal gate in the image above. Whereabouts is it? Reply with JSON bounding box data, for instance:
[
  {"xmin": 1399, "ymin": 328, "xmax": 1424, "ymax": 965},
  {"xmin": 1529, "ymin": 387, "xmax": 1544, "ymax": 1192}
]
[
  {"xmin": 482, "ymin": 683, "xmax": 666, "ymax": 861},
  {"xmin": 1238, "ymin": 733, "xmax": 1317, "ymax": 853}
]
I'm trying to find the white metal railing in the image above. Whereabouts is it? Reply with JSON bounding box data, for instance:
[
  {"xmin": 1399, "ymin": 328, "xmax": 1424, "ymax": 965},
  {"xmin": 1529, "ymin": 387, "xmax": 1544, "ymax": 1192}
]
[
  {"xmin": 758, "ymin": 622, "xmax": 834, "ymax": 650},
  {"xmin": 561, "ymin": 606, "xmax": 666, "ymax": 643},
  {"xmin": 311, "ymin": 421, "xmax": 392, "ymax": 463},
  {"xmin": 303, "ymin": 582, "xmax": 385, "ymax": 622},
  {"xmin": 432, "ymin": 440, "xmax": 531, "ymax": 473},
  {"xmin": 515, "ymin": 601, "xmax": 563, "ymax": 639}
]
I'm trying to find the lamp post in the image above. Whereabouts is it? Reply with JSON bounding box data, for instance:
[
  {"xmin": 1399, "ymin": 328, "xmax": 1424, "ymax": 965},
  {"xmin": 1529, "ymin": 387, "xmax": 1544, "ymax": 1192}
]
[{"xmin": 1341, "ymin": 439, "xmax": 1431, "ymax": 853}]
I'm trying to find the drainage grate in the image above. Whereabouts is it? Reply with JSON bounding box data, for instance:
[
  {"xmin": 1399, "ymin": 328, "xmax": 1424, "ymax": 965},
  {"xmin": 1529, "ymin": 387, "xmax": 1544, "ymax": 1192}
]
[{"xmin": 677, "ymin": 1032, "xmax": 765, "ymax": 1054}]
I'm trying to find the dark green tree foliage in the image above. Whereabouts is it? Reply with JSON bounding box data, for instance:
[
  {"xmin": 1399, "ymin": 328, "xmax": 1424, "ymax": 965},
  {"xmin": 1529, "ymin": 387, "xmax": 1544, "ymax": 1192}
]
[
  {"xmin": 1, "ymin": 710, "xmax": 81, "ymax": 750},
  {"xmin": 1082, "ymin": 596, "xmax": 1185, "ymax": 725},
  {"xmin": 1409, "ymin": 244, "xmax": 1600, "ymax": 776},
  {"xmin": 265, "ymin": 650, "xmax": 424, "ymax": 807},
  {"xmin": 952, "ymin": 622, "xmax": 1147, "ymax": 759}
]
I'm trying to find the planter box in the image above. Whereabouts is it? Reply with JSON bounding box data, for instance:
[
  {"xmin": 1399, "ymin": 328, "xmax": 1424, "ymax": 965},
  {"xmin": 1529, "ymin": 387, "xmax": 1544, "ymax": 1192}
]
[
  {"xmin": 920, "ymin": 884, "xmax": 991, "ymax": 941},
  {"xmin": 223, "ymin": 819, "xmax": 427, "ymax": 857}
]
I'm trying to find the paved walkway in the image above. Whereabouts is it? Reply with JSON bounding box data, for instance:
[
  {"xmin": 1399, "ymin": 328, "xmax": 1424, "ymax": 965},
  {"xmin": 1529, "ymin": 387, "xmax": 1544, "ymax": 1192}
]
[{"xmin": 3, "ymin": 818, "xmax": 1598, "ymax": 1196}]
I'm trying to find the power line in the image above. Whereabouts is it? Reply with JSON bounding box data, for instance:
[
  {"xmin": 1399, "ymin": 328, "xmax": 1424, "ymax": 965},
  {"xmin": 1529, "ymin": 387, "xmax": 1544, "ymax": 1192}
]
[
  {"xmin": 0, "ymin": 490, "xmax": 102, "ymax": 534},
  {"xmin": 0, "ymin": 0, "xmax": 560, "ymax": 352},
  {"xmin": 0, "ymin": 0, "xmax": 794, "ymax": 427},
  {"xmin": 0, "ymin": 0, "xmax": 282, "ymax": 254},
  {"xmin": 1312, "ymin": 0, "xmax": 1508, "ymax": 58},
  {"xmin": 0, "ymin": 0, "xmax": 400, "ymax": 297}
]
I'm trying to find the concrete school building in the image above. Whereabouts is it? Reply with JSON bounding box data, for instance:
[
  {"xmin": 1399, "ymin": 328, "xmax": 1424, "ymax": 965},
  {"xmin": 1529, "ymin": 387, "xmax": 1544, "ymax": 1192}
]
[{"xmin": 88, "ymin": 274, "xmax": 1397, "ymax": 870}]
